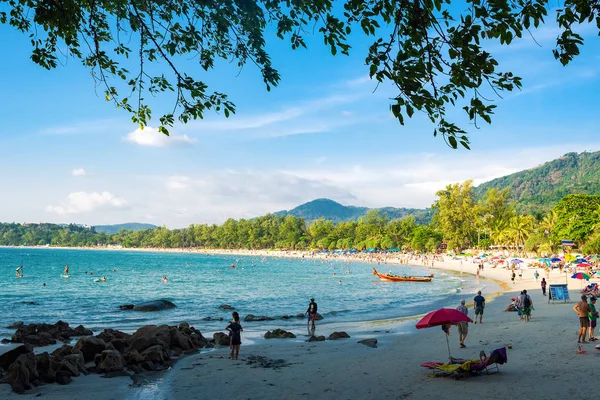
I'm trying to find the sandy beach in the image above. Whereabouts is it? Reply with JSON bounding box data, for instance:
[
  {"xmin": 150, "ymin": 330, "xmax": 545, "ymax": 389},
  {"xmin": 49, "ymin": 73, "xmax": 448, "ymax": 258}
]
[{"xmin": 1, "ymin": 252, "xmax": 594, "ymax": 399}]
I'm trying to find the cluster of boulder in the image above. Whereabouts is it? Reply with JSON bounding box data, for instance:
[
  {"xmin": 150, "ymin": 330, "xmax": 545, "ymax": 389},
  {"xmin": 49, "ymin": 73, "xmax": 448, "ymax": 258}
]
[{"xmin": 0, "ymin": 321, "xmax": 213, "ymax": 394}]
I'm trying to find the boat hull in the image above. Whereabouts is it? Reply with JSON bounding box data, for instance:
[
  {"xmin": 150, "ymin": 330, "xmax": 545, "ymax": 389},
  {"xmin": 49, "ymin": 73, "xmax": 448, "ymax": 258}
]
[{"xmin": 373, "ymin": 268, "xmax": 433, "ymax": 282}]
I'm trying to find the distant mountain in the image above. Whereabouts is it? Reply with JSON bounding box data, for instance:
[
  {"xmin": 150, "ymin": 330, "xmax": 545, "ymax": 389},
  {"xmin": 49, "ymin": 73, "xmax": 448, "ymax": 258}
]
[
  {"xmin": 93, "ymin": 223, "xmax": 157, "ymax": 234},
  {"xmin": 275, "ymin": 198, "xmax": 434, "ymax": 225},
  {"xmin": 474, "ymin": 151, "xmax": 600, "ymax": 213}
]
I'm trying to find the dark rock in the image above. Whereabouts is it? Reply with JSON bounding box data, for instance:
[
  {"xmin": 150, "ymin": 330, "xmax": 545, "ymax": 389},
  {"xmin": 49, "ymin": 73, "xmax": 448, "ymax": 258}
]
[
  {"xmin": 0, "ymin": 344, "xmax": 33, "ymax": 370},
  {"xmin": 328, "ymin": 332, "xmax": 350, "ymax": 340},
  {"xmin": 140, "ymin": 361, "xmax": 156, "ymax": 371},
  {"xmin": 296, "ymin": 313, "xmax": 305, "ymax": 319},
  {"xmin": 357, "ymin": 338, "xmax": 378, "ymax": 348},
  {"xmin": 51, "ymin": 344, "xmax": 73, "ymax": 361},
  {"xmin": 73, "ymin": 325, "xmax": 93, "ymax": 336},
  {"xmin": 218, "ymin": 304, "xmax": 235, "ymax": 310},
  {"xmin": 119, "ymin": 304, "xmax": 134, "ymax": 310},
  {"xmin": 57, "ymin": 356, "xmax": 80, "ymax": 377},
  {"xmin": 73, "ymin": 336, "xmax": 107, "ymax": 362},
  {"xmin": 141, "ymin": 345, "xmax": 168, "ymax": 364},
  {"xmin": 111, "ymin": 339, "xmax": 128, "ymax": 353},
  {"xmin": 7, "ymin": 321, "xmax": 24, "ymax": 329},
  {"xmin": 96, "ymin": 329, "xmax": 131, "ymax": 343},
  {"xmin": 279, "ymin": 315, "xmax": 291, "ymax": 320},
  {"xmin": 178, "ymin": 322, "xmax": 190, "ymax": 330},
  {"xmin": 127, "ymin": 325, "xmax": 171, "ymax": 354},
  {"xmin": 84, "ymin": 361, "xmax": 97, "ymax": 373},
  {"xmin": 11, "ymin": 321, "xmax": 92, "ymax": 347},
  {"xmin": 129, "ymin": 364, "xmax": 143, "ymax": 374},
  {"xmin": 212, "ymin": 332, "xmax": 231, "ymax": 346},
  {"xmin": 264, "ymin": 329, "xmax": 296, "ymax": 339},
  {"xmin": 315, "ymin": 313, "xmax": 324, "ymax": 321},
  {"xmin": 1, "ymin": 338, "xmax": 10, "ymax": 344},
  {"xmin": 55, "ymin": 370, "xmax": 72, "ymax": 385},
  {"xmin": 244, "ymin": 314, "xmax": 275, "ymax": 322},
  {"xmin": 307, "ymin": 335, "xmax": 326, "ymax": 342},
  {"xmin": 170, "ymin": 327, "xmax": 194, "ymax": 351},
  {"xmin": 7, "ymin": 352, "xmax": 38, "ymax": 394},
  {"xmin": 124, "ymin": 349, "xmax": 145, "ymax": 365},
  {"xmin": 97, "ymin": 350, "xmax": 124, "ymax": 373},
  {"xmin": 202, "ymin": 316, "xmax": 224, "ymax": 321},
  {"xmin": 36, "ymin": 352, "xmax": 55, "ymax": 383},
  {"xmin": 132, "ymin": 300, "xmax": 176, "ymax": 312},
  {"xmin": 62, "ymin": 353, "xmax": 86, "ymax": 376}
]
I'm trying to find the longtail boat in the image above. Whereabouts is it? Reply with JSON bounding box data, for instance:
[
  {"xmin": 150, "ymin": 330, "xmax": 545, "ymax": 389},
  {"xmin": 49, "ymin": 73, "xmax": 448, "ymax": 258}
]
[{"xmin": 372, "ymin": 268, "xmax": 433, "ymax": 282}]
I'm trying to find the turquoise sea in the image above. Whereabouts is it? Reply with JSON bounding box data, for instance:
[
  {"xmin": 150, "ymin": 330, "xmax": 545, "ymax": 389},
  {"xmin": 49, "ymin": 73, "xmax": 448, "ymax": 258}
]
[{"xmin": 0, "ymin": 247, "xmax": 493, "ymax": 341}]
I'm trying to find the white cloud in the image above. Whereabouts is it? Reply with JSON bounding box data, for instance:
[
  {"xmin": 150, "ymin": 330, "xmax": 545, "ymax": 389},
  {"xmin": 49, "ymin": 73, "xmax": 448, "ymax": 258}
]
[
  {"xmin": 165, "ymin": 176, "xmax": 191, "ymax": 190},
  {"xmin": 45, "ymin": 191, "xmax": 128, "ymax": 215},
  {"xmin": 124, "ymin": 127, "xmax": 197, "ymax": 147},
  {"xmin": 72, "ymin": 168, "xmax": 86, "ymax": 176}
]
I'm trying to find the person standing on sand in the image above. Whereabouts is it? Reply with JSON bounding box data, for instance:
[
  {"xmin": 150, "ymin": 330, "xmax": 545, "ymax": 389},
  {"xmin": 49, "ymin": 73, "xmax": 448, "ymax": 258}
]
[
  {"xmin": 473, "ymin": 291, "xmax": 485, "ymax": 324},
  {"xmin": 511, "ymin": 270, "xmax": 516, "ymax": 284},
  {"xmin": 521, "ymin": 290, "xmax": 532, "ymax": 322},
  {"xmin": 574, "ymin": 295, "xmax": 591, "ymax": 343},
  {"xmin": 456, "ymin": 299, "xmax": 469, "ymax": 348},
  {"xmin": 588, "ymin": 297, "xmax": 599, "ymax": 341},
  {"xmin": 226, "ymin": 312, "xmax": 243, "ymax": 360},
  {"xmin": 541, "ymin": 278, "xmax": 547, "ymax": 296},
  {"xmin": 306, "ymin": 298, "xmax": 318, "ymax": 330}
]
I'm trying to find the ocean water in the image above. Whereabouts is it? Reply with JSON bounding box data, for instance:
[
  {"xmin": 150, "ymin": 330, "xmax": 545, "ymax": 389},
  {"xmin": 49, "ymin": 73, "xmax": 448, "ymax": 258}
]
[{"xmin": 0, "ymin": 247, "xmax": 492, "ymax": 340}]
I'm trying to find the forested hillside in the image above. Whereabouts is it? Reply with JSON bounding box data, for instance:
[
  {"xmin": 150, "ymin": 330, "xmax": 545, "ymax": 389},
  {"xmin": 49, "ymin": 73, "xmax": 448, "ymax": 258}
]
[{"xmin": 474, "ymin": 151, "xmax": 600, "ymax": 214}]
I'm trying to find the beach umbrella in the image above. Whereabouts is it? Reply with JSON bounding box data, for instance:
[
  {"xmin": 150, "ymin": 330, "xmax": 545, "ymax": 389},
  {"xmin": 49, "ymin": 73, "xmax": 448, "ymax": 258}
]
[
  {"xmin": 572, "ymin": 272, "xmax": 592, "ymax": 281},
  {"xmin": 574, "ymin": 258, "xmax": 587, "ymax": 264},
  {"xmin": 497, "ymin": 259, "xmax": 505, "ymax": 263},
  {"xmin": 577, "ymin": 262, "xmax": 592, "ymax": 268},
  {"xmin": 565, "ymin": 254, "xmax": 576, "ymax": 262},
  {"xmin": 416, "ymin": 308, "xmax": 472, "ymax": 360},
  {"xmin": 511, "ymin": 259, "xmax": 523, "ymax": 264},
  {"xmin": 550, "ymin": 257, "xmax": 561, "ymax": 262}
]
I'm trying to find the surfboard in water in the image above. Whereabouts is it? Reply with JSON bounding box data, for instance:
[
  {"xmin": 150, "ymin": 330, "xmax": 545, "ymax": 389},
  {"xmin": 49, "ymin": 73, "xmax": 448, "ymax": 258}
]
[{"xmin": 61, "ymin": 275, "xmax": 70, "ymax": 279}]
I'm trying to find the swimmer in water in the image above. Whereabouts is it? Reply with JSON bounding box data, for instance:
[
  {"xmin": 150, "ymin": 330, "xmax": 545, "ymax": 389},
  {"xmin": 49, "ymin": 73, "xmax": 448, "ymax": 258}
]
[
  {"xmin": 43, "ymin": 283, "xmax": 46, "ymax": 286},
  {"xmin": 16, "ymin": 266, "xmax": 24, "ymax": 278},
  {"xmin": 100, "ymin": 276, "xmax": 107, "ymax": 282},
  {"xmin": 64, "ymin": 264, "xmax": 69, "ymax": 275},
  {"xmin": 162, "ymin": 276, "xmax": 169, "ymax": 283}
]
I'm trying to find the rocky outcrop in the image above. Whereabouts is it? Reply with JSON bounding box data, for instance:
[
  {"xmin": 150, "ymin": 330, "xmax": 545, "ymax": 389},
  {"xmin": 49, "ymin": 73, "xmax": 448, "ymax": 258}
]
[
  {"xmin": 7, "ymin": 321, "xmax": 24, "ymax": 329},
  {"xmin": 212, "ymin": 332, "xmax": 231, "ymax": 346},
  {"xmin": 307, "ymin": 335, "xmax": 326, "ymax": 342},
  {"xmin": 10, "ymin": 321, "xmax": 92, "ymax": 347},
  {"xmin": 132, "ymin": 300, "xmax": 176, "ymax": 312},
  {"xmin": 7, "ymin": 352, "xmax": 38, "ymax": 394},
  {"xmin": 358, "ymin": 338, "xmax": 378, "ymax": 348},
  {"xmin": 1, "ymin": 321, "xmax": 211, "ymax": 394},
  {"xmin": 244, "ymin": 314, "xmax": 275, "ymax": 322},
  {"xmin": 119, "ymin": 304, "xmax": 134, "ymax": 310},
  {"xmin": 328, "ymin": 332, "xmax": 350, "ymax": 340},
  {"xmin": 97, "ymin": 350, "xmax": 124, "ymax": 373},
  {"xmin": 218, "ymin": 304, "xmax": 235, "ymax": 310},
  {"xmin": 264, "ymin": 329, "xmax": 296, "ymax": 339},
  {"xmin": 73, "ymin": 336, "xmax": 107, "ymax": 363},
  {"xmin": 0, "ymin": 344, "xmax": 33, "ymax": 371}
]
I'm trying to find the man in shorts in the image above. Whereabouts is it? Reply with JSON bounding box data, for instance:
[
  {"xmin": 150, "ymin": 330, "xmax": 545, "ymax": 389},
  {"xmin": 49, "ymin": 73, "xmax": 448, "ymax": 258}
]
[
  {"xmin": 473, "ymin": 291, "xmax": 485, "ymax": 324},
  {"xmin": 456, "ymin": 299, "xmax": 469, "ymax": 348},
  {"xmin": 574, "ymin": 294, "xmax": 591, "ymax": 343}
]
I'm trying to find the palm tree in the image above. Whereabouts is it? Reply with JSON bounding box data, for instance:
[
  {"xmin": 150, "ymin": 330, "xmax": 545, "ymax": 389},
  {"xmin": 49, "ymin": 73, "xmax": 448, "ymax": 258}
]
[{"xmin": 506, "ymin": 215, "xmax": 535, "ymax": 256}]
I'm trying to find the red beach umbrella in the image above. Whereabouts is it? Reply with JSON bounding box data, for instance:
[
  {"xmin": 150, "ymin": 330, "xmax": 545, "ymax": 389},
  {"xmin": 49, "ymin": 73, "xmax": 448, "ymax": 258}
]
[
  {"xmin": 416, "ymin": 308, "xmax": 473, "ymax": 359},
  {"xmin": 416, "ymin": 308, "xmax": 472, "ymax": 329}
]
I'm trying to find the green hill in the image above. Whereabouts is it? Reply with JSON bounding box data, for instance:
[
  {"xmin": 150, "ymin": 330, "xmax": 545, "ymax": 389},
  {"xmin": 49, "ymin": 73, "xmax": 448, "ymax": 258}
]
[
  {"xmin": 93, "ymin": 223, "xmax": 157, "ymax": 234},
  {"xmin": 473, "ymin": 151, "xmax": 600, "ymax": 213},
  {"xmin": 275, "ymin": 198, "xmax": 433, "ymax": 224}
]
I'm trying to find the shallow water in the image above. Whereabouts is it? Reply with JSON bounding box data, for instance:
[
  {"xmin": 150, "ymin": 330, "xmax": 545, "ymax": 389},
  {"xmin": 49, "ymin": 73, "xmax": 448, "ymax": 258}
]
[{"xmin": 0, "ymin": 247, "xmax": 493, "ymax": 339}]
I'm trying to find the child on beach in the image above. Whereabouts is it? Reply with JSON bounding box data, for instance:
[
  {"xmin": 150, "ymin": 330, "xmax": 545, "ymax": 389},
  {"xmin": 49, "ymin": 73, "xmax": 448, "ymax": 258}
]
[
  {"xmin": 589, "ymin": 297, "xmax": 599, "ymax": 341},
  {"xmin": 226, "ymin": 312, "xmax": 243, "ymax": 360}
]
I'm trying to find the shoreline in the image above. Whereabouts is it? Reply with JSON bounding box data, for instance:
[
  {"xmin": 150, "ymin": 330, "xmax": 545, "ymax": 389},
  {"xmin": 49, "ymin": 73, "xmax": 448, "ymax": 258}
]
[{"xmin": 2, "ymin": 246, "xmax": 586, "ymax": 399}]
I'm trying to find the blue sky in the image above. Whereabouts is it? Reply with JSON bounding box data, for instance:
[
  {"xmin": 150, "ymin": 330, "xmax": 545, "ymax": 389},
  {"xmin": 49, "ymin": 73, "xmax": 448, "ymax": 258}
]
[{"xmin": 0, "ymin": 11, "xmax": 599, "ymax": 228}]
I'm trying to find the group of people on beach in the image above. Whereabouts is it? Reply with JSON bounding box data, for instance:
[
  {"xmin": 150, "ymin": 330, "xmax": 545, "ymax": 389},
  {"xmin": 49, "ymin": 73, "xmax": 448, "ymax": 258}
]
[
  {"xmin": 574, "ymin": 295, "xmax": 599, "ymax": 343},
  {"xmin": 224, "ymin": 298, "xmax": 318, "ymax": 360},
  {"xmin": 454, "ymin": 291, "xmax": 486, "ymax": 348}
]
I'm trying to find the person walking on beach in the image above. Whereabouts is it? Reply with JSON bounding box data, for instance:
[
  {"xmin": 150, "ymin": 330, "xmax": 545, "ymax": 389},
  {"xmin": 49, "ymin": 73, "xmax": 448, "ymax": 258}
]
[
  {"xmin": 306, "ymin": 298, "xmax": 318, "ymax": 330},
  {"xmin": 574, "ymin": 295, "xmax": 591, "ymax": 343},
  {"xmin": 473, "ymin": 291, "xmax": 485, "ymax": 324},
  {"xmin": 226, "ymin": 312, "xmax": 243, "ymax": 360},
  {"xmin": 589, "ymin": 297, "xmax": 599, "ymax": 341},
  {"xmin": 541, "ymin": 278, "xmax": 547, "ymax": 296},
  {"xmin": 456, "ymin": 299, "xmax": 469, "ymax": 348},
  {"xmin": 521, "ymin": 290, "xmax": 532, "ymax": 322},
  {"xmin": 511, "ymin": 270, "xmax": 516, "ymax": 284}
]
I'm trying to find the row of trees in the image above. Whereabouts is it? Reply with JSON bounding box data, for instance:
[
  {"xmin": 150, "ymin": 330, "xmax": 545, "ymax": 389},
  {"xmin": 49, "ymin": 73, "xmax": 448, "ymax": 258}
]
[
  {"xmin": 1, "ymin": 187, "xmax": 599, "ymax": 254},
  {"xmin": 433, "ymin": 181, "xmax": 600, "ymax": 255}
]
